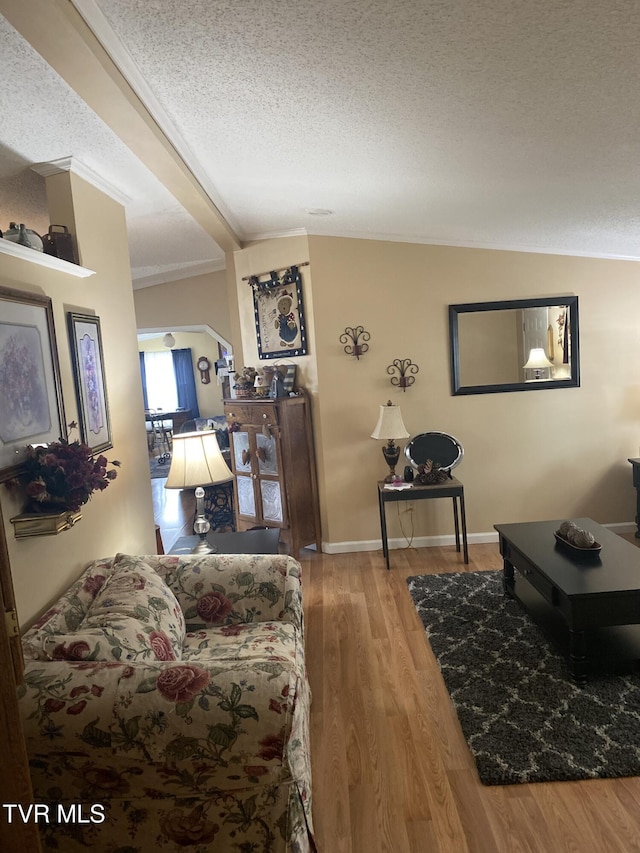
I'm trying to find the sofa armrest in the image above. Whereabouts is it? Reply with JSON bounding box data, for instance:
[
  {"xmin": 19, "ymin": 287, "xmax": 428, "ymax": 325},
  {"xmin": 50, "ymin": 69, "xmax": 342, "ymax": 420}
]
[
  {"xmin": 114, "ymin": 553, "xmax": 303, "ymax": 632},
  {"xmin": 19, "ymin": 660, "xmax": 129, "ymax": 753}
]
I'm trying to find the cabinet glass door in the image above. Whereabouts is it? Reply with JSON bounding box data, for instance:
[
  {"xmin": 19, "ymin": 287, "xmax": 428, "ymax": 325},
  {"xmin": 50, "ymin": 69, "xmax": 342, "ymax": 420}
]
[
  {"xmin": 256, "ymin": 432, "xmax": 279, "ymax": 476},
  {"xmin": 236, "ymin": 474, "xmax": 256, "ymax": 517},
  {"xmin": 260, "ymin": 480, "xmax": 284, "ymax": 523},
  {"xmin": 233, "ymin": 431, "xmax": 252, "ymax": 473}
]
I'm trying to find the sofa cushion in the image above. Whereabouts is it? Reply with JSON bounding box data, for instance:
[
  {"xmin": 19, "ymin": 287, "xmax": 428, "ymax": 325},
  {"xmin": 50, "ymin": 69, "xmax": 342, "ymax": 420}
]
[
  {"xmin": 181, "ymin": 620, "xmax": 301, "ymax": 671},
  {"xmin": 91, "ymin": 555, "xmax": 186, "ymax": 654},
  {"xmin": 22, "ymin": 558, "xmax": 114, "ymax": 661},
  {"xmin": 39, "ymin": 556, "xmax": 186, "ymax": 663},
  {"xmin": 153, "ymin": 553, "xmax": 303, "ymax": 631}
]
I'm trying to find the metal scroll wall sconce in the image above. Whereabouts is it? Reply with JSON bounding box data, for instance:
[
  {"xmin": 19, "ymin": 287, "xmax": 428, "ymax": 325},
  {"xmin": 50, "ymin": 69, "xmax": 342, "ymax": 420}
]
[
  {"xmin": 387, "ymin": 358, "xmax": 419, "ymax": 391},
  {"xmin": 340, "ymin": 326, "xmax": 371, "ymax": 359}
]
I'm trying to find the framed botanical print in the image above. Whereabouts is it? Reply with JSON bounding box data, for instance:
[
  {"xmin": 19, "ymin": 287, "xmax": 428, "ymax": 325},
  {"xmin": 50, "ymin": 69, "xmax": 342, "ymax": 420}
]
[
  {"xmin": 0, "ymin": 285, "xmax": 66, "ymax": 481},
  {"xmin": 251, "ymin": 265, "xmax": 308, "ymax": 359},
  {"xmin": 67, "ymin": 312, "xmax": 112, "ymax": 453}
]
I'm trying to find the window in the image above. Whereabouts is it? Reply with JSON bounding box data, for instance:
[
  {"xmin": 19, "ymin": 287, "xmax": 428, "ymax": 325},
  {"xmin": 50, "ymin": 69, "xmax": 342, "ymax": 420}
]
[
  {"xmin": 139, "ymin": 348, "xmax": 200, "ymax": 418},
  {"xmin": 143, "ymin": 351, "xmax": 178, "ymax": 411}
]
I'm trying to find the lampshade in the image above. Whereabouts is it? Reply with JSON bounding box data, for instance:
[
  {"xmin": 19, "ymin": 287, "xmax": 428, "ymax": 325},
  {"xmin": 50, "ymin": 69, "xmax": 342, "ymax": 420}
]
[
  {"xmin": 370, "ymin": 402, "xmax": 409, "ymax": 440},
  {"xmin": 163, "ymin": 332, "xmax": 175, "ymax": 348},
  {"xmin": 165, "ymin": 431, "xmax": 232, "ymax": 489},
  {"xmin": 523, "ymin": 347, "xmax": 553, "ymax": 370}
]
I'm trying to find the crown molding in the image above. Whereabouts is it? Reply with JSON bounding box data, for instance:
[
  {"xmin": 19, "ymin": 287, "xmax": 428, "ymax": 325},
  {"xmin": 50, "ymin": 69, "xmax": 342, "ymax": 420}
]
[
  {"xmin": 244, "ymin": 224, "xmax": 640, "ymax": 261},
  {"xmin": 242, "ymin": 227, "xmax": 309, "ymax": 243},
  {"xmin": 300, "ymin": 226, "xmax": 640, "ymax": 261},
  {"xmin": 132, "ymin": 259, "xmax": 226, "ymax": 289},
  {"xmin": 31, "ymin": 156, "xmax": 131, "ymax": 206}
]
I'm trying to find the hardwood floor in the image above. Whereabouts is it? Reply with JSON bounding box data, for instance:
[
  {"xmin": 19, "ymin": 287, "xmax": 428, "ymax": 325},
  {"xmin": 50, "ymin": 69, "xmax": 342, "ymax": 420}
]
[
  {"xmin": 150, "ymin": 477, "xmax": 196, "ymax": 553},
  {"xmin": 152, "ymin": 489, "xmax": 640, "ymax": 852}
]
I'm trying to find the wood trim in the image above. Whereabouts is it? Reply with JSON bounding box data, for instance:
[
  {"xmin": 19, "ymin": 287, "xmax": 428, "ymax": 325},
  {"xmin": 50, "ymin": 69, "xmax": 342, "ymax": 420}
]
[
  {"xmin": 0, "ymin": 500, "xmax": 23, "ymax": 682},
  {"xmin": 0, "ymin": 504, "xmax": 40, "ymax": 850}
]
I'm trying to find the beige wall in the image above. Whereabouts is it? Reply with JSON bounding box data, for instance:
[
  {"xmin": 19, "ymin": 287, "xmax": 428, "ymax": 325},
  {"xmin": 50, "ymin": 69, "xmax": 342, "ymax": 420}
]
[
  {"xmin": 128, "ymin": 230, "xmax": 640, "ymax": 554},
  {"xmin": 138, "ymin": 332, "xmax": 226, "ymax": 417},
  {"xmin": 306, "ymin": 236, "xmax": 640, "ymax": 549},
  {"xmin": 133, "ymin": 269, "xmax": 233, "ymax": 347},
  {"xmin": 0, "ymin": 171, "xmax": 156, "ymax": 628}
]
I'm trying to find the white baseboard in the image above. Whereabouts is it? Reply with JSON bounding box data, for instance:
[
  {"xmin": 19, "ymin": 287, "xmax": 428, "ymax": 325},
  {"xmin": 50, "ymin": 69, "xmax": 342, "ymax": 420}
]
[
  {"xmin": 320, "ymin": 522, "xmax": 638, "ymax": 555},
  {"xmin": 321, "ymin": 530, "xmax": 498, "ymax": 555},
  {"xmin": 605, "ymin": 522, "xmax": 637, "ymax": 535}
]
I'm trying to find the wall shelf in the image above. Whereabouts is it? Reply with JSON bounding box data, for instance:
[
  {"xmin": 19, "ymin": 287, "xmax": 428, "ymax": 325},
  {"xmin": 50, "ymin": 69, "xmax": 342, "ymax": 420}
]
[
  {"xmin": 0, "ymin": 239, "xmax": 95, "ymax": 278},
  {"xmin": 10, "ymin": 510, "xmax": 82, "ymax": 538}
]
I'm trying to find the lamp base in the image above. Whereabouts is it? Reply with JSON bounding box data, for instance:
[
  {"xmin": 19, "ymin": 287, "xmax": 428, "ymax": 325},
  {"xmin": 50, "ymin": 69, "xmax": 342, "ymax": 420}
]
[
  {"xmin": 382, "ymin": 440, "xmax": 401, "ymax": 482},
  {"xmin": 190, "ymin": 534, "xmax": 218, "ymax": 555},
  {"xmin": 191, "ymin": 486, "xmax": 217, "ymax": 554}
]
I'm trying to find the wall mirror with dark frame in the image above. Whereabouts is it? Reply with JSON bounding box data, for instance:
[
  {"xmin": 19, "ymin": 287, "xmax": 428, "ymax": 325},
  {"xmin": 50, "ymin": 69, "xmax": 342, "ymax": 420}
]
[{"xmin": 449, "ymin": 296, "xmax": 580, "ymax": 395}]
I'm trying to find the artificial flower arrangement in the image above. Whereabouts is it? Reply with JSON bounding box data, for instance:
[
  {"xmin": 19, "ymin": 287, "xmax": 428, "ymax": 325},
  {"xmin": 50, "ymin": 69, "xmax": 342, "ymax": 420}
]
[{"xmin": 6, "ymin": 423, "xmax": 121, "ymax": 513}]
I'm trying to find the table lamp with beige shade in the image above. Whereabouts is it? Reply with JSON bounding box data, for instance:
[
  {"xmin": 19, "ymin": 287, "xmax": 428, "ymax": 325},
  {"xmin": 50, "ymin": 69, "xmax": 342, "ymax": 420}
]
[
  {"xmin": 165, "ymin": 431, "xmax": 233, "ymax": 554},
  {"xmin": 370, "ymin": 401, "xmax": 410, "ymax": 482}
]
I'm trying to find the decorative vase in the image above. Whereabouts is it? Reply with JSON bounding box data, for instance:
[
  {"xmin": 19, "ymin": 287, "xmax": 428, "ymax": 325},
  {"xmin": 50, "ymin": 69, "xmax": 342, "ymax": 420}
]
[{"xmin": 3, "ymin": 222, "xmax": 44, "ymax": 251}]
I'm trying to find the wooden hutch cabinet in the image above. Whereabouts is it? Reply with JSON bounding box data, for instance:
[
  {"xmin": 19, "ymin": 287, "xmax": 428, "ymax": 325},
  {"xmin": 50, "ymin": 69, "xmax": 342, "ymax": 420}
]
[{"xmin": 224, "ymin": 391, "xmax": 321, "ymax": 556}]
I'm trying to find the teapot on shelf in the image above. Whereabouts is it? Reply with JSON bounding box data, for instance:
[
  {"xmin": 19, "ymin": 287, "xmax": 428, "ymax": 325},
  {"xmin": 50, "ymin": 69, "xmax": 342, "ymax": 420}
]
[{"xmin": 2, "ymin": 222, "xmax": 43, "ymax": 252}]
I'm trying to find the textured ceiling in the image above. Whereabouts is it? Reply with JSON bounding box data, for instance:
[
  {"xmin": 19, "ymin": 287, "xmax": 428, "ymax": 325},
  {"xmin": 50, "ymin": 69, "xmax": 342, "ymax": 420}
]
[
  {"xmin": 0, "ymin": 12, "xmax": 224, "ymax": 284},
  {"xmin": 2, "ymin": 0, "xmax": 640, "ymax": 287}
]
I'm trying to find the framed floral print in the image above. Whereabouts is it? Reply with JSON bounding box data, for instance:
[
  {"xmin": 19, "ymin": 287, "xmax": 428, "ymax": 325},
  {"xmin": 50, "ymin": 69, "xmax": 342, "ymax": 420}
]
[
  {"xmin": 67, "ymin": 312, "xmax": 112, "ymax": 453},
  {"xmin": 250, "ymin": 265, "xmax": 308, "ymax": 360},
  {"xmin": 0, "ymin": 285, "xmax": 66, "ymax": 481}
]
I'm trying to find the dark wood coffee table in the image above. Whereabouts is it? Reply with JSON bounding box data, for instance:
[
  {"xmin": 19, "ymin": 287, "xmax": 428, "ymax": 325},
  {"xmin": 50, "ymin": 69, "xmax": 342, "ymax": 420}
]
[{"xmin": 494, "ymin": 518, "xmax": 640, "ymax": 683}]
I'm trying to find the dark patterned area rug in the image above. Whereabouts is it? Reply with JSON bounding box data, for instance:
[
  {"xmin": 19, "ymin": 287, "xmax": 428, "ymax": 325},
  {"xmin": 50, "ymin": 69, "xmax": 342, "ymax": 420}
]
[
  {"xmin": 407, "ymin": 570, "xmax": 640, "ymax": 785},
  {"xmin": 149, "ymin": 454, "xmax": 171, "ymax": 479}
]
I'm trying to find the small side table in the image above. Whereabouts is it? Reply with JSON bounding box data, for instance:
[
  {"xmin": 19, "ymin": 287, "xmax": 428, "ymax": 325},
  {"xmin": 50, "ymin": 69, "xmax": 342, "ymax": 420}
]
[
  {"xmin": 628, "ymin": 458, "xmax": 640, "ymax": 538},
  {"xmin": 377, "ymin": 478, "xmax": 469, "ymax": 569}
]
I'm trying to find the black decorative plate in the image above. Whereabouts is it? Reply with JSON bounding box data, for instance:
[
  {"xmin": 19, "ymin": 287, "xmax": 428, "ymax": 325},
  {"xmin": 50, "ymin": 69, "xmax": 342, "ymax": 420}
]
[{"xmin": 404, "ymin": 431, "xmax": 463, "ymax": 471}]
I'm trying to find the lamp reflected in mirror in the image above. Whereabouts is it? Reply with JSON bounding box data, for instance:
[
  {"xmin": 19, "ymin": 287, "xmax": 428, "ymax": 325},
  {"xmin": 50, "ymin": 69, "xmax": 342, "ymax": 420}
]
[{"xmin": 523, "ymin": 347, "xmax": 553, "ymax": 381}]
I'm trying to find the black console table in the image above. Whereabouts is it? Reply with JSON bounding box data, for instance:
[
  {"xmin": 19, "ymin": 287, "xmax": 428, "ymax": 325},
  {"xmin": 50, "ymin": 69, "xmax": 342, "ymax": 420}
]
[
  {"xmin": 377, "ymin": 479, "xmax": 468, "ymax": 569},
  {"xmin": 628, "ymin": 458, "xmax": 640, "ymax": 538}
]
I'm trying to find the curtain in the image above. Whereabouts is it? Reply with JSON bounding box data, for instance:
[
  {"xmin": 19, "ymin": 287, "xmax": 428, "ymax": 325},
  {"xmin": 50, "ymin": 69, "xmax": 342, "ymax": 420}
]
[
  {"xmin": 172, "ymin": 348, "xmax": 200, "ymax": 418},
  {"xmin": 144, "ymin": 351, "xmax": 178, "ymax": 411},
  {"xmin": 139, "ymin": 353, "xmax": 148, "ymax": 410}
]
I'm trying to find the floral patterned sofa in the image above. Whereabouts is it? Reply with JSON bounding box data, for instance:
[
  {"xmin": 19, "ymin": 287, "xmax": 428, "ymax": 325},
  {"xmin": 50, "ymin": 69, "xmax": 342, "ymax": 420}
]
[{"xmin": 19, "ymin": 552, "xmax": 315, "ymax": 852}]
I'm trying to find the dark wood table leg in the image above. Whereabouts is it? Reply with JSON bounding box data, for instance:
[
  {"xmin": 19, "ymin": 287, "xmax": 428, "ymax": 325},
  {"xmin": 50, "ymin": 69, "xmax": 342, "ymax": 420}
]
[
  {"xmin": 630, "ymin": 461, "xmax": 640, "ymax": 537},
  {"xmin": 378, "ymin": 489, "xmax": 390, "ymax": 570},
  {"xmin": 503, "ymin": 558, "xmax": 515, "ymax": 597},
  {"xmin": 569, "ymin": 628, "xmax": 588, "ymax": 685},
  {"xmin": 452, "ymin": 496, "xmax": 461, "ymax": 553},
  {"xmin": 459, "ymin": 490, "xmax": 469, "ymax": 564}
]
